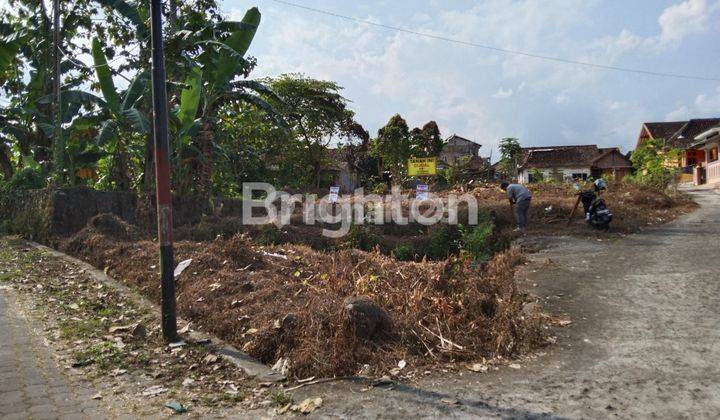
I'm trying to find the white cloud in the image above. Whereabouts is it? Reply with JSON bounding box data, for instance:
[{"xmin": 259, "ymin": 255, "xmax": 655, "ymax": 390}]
[
  {"xmin": 657, "ymin": 0, "xmax": 711, "ymax": 46},
  {"xmin": 231, "ymin": 1, "xmax": 717, "ymax": 155},
  {"xmin": 665, "ymin": 106, "xmax": 691, "ymax": 121},
  {"xmin": 554, "ymin": 94, "xmax": 570, "ymax": 104},
  {"xmin": 666, "ymin": 86, "xmax": 720, "ymax": 120},
  {"xmin": 492, "ymin": 88, "xmax": 513, "ymax": 99}
]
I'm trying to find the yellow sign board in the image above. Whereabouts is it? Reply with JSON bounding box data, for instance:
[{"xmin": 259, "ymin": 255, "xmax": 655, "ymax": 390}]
[{"xmin": 408, "ymin": 157, "xmax": 437, "ymax": 176}]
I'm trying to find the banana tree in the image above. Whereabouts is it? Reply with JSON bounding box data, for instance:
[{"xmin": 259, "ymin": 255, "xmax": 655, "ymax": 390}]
[
  {"xmin": 90, "ymin": 36, "xmax": 150, "ymax": 190},
  {"xmin": 170, "ymin": 6, "xmax": 282, "ymax": 195}
]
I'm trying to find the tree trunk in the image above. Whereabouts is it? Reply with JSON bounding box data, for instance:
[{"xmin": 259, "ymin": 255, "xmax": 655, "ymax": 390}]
[
  {"xmin": 0, "ymin": 144, "xmax": 13, "ymax": 180},
  {"xmin": 52, "ymin": 0, "xmax": 65, "ymax": 180},
  {"xmin": 197, "ymin": 120, "xmax": 213, "ymax": 196}
]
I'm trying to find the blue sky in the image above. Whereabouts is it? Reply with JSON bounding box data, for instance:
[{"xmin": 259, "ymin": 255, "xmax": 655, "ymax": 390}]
[{"xmin": 223, "ymin": 0, "xmax": 720, "ymax": 156}]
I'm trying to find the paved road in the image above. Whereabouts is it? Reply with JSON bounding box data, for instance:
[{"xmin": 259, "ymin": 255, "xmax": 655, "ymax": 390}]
[
  {"xmin": 0, "ymin": 288, "xmax": 106, "ymax": 420},
  {"xmin": 298, "ymin": 189, "xmax": 720, "ymax": 418}
]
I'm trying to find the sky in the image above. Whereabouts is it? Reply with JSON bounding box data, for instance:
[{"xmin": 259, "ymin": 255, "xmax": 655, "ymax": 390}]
[{"xmin": 223, "ymin": 0, "xmax": 720, "ymax": 156}]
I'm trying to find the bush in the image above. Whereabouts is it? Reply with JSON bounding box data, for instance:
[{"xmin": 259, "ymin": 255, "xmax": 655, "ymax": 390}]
[
  {"xmin": 392, "ymin": 243, "xmax": 414, "ymax": 261},
  {"xmin": 460, "ymin": 218, "xmax": 495, "ymax": 261},
  {"xmin": 1, "ymin": 166, "xmax": 49, "ymax": 192},
  {"xmin": 344, "ymin": 225, "xmax": 381, "ymax": 251},
  {"xmin": 256, "ymin": 224, "xmax": 282, "ymax": 245},
  {"xmin": 630, "ymin": 138, "xmax": 680, "ymax": 190},
  {"xmin": 427, "ymin": 225, "xmax": 460, "ymax": 260}
]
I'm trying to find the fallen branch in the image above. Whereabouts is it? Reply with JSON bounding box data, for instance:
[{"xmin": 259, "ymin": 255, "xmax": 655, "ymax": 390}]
[
  {"xmin": 418, "ymin": 321, "xmax": 464, "ymax": 350},
  {"xmin": 285, "ymin": 376, "xmax": 356, "ymax": 391}
]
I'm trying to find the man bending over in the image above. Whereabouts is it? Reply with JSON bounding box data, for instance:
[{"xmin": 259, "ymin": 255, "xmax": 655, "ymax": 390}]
[{"xmin": 500, "ymin": 182, "xmax": 532, "ymax": 233}]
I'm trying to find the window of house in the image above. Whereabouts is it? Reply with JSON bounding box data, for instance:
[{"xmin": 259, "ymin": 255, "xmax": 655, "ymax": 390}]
[{"xmin": 710, "ymin": 147, "xmax": 719, "ymax": 163}]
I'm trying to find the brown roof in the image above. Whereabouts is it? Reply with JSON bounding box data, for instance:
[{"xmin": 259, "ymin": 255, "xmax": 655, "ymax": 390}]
[
  {"xmin": 591, "ymin": 148, "xmax": 633, "ymax": 169},
  {"xmin": 520, "ymin": 145, "xmax": 600, "ymax": 169},
  {"xmin": 446, "ymin": 134, "xmax": 481, "ymax": 146},
  {"xmin": 641, "ymin": 118, "xmax": 720, "ymax": 149},
  {"xmin": 643, "ymin": 121, "xmax": 686, "ymax": 141},
  {"xmin": 667, "ymin": 118, "xmax": 720, "ymax": 149}
]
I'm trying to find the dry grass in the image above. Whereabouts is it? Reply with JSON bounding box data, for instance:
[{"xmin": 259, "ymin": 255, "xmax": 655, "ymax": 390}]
[{"xmin": 61, "ymin": 217, "xmax": 546, "ymax": 378}]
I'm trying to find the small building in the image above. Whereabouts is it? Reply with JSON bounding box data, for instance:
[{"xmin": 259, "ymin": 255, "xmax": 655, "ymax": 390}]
[
  {"xmin": 323, "ymin": 148, "xmax": 359, "ymax": 192},
  {"xmin": 636, "ymin": 118, "xmax": 720, "ymax": 183},
  {"xmin": 438, "ymin": 134, "xmax": 481, "ymax": 166},
  {"xmin": 517, "ymin": 145, "xmax": 632, "ymax": 184},
  {"xmin": 691, "ymin": 126, "xmax": 720, "ymax": 186}
]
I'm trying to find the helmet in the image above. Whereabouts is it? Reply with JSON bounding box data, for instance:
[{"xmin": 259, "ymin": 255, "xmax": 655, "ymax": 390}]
[{"xmin": 594, "ymin": 179, "xmax": 607, "ymax": 191}]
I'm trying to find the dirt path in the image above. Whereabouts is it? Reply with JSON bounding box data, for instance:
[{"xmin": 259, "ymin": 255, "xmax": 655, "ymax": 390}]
[{"xmin": 295, "ymin": 189, "xmax": 720, "ymax": 419}]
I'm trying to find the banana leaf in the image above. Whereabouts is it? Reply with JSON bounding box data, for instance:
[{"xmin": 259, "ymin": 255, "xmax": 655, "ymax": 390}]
[
  {"xmin": 91, "ymin": 37, "xmax": 122, "ymax": 116},
  {"xmin": 96, "ymin": 119, "xmax": 119, "ymax": 146},
  {"xmin": 177, "ymin": 66, "xmax": 202, "ymax": 129},
  {"xmin": 225, "ymin": 7, "xmax": 261, "ymax": 57},
  {"xmin": 94, "ymin": 0, "xmax": 147, "ymax": 39},
  {"xmin": 121, "ymin": 69, "xmax": 149, "ymax": 110},
  {"xmin": 121, "ymin": 108, "xmax": 150, "ymax": 134},
  {"xmin": 0, "ymin": 31, "xmax": 24, "ymax": 77}
]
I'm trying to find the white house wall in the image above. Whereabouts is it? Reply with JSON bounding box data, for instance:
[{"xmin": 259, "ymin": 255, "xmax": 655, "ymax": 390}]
[{"xmin": 518, "ymin": 167, "xmax": 592, "ymax": 184}]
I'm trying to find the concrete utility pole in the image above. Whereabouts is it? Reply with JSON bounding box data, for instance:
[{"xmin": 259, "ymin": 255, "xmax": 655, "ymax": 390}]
[{"xmin": 149, "ymin": 0, "xmax": 178, "ymax": 342}]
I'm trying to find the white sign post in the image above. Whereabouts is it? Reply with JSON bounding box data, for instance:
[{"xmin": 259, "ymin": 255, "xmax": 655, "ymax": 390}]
[
  {"xmin": 416, "ymin": 184, "xmax": 429, "ymax": 201},
  {"xmin": 329, "ymin": 186, "xmax": 340, "ymax": 203}
]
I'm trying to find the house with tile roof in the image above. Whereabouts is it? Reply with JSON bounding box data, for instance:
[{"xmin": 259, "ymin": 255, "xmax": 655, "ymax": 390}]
[
  {"xmin": 635, "ymin": 118, "xmax": 720, "ymax": 182},
  {"xmin": 517, "ymin": 145, "xmax": 632, "ymax": 184},
  {"xmin": 690, "ymin": 125, "xmax": 720, "ymax": 186},
  {"xmin": 438, "ymin": 134, "xmax": 481, "ymax": 166}
]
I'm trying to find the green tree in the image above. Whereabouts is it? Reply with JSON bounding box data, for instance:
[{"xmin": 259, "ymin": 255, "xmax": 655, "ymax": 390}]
[
  {"xmin": 266, "ymin": 74, "xmax": 363, "ymax": 188},
  {"xmin": 630, "ymin": 138, "xmax": 680, "ymax": 189},
  {"xmin": 213, "ymin": 101, "xmax": 302, "ymax": 195},
  {"xmin": 170, "ymin": 7, "xmax": 280, "ymax": 195},
  {"xmin": 410, "ymin": 121, "xmax": 443, "ymax": 158},
  {"xmin": 498, "ymin": 137, "xmax": 522, "ymax": 179},
  {"xmin": 372, "ymin": 114, "xmax": 411, "ymax": 184},
  {"xmin": 0, "ymin": 0, "xmax": 154, "ymax": 186},
  {"xmin": 89, "ymin": 38, "xmax": 150, "ymax": 190}
]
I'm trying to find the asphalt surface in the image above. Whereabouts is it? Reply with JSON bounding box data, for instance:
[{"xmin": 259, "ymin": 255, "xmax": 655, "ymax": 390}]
[{"xmin": 295, "ymin": 188, "xmax": 720, "ymax": 419}]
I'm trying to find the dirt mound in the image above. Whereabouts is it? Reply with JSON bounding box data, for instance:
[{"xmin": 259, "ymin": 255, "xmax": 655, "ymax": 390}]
[
  {"xmin": 462, "ymin": 181, "xmax": 695, "ymax": 234},
  {"xmin": 61, "ymin": 223, "xmax": 547, "ymax": 378},
  {"xmin": 88, "ymin": 213, "xmax": 140, "ymax": 240}
]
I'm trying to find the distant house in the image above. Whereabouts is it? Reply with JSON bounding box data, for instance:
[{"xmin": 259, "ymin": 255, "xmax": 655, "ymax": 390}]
[
  {"xmin": 323, "ymin": 148, "xmax": 359, "ymax": 192},
  {"xmin": 690, "ymin": 125, "xmax": 720, "ymax": 186},
  {"xmin": 517, "ymin": 145, "xmax": 632, "ymax": 184},
  {"xmin": 438, "ymin": 134, "xmax": 481, "ymax": 167},
  {"xmin": 636, "ymin": 118, "xmax": 720, "ymax": 183}
]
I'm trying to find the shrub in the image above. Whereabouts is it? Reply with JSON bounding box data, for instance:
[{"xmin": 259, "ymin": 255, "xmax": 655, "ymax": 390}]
[
  {"xmin": 344, "ymin": 225, "xmax": 381, "ymax": 251},
  {"xmin": 460, "ymin": 218, "xmax": 495, "ymax": 261},
  {"xmin": 255, "ymin": 224, "xmax": 282, "ymax": 245},
  {"xmin": 392, "ymin": 243, "xmax": 414, "ymax": 261},
  {"xmin": 427, "ymin": 225, "xmax": 460, "ymax": 260},
  {"xmin": 630, "ymin": 138, "xmax": 680, "ymax": 190}
]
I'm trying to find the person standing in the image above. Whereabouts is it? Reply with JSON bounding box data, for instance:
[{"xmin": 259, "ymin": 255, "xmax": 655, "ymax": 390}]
[{"xmin": 500, "ymin": 182, "xmax": 532, "ymax": 233}]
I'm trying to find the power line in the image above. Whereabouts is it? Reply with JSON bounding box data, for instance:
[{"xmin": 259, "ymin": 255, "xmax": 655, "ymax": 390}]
[{"xmin": 269, "ymin": 0, "xmax": 720, "ymax": 83}]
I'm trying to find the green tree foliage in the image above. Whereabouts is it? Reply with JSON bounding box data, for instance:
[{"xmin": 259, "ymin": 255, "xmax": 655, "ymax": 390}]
[
  {"xmin": 372, "ymin": 114, "xmax": 411, "ymax": 184},
  {"xmin": 498, "ymin": 137, "xmax": 522, "ymax": 179},
  {"xmin": 528, "ymin": 167, "xmax": 545, "ymax": 183},
  {"xmin": 629, "ymin": 138, "xmax": 680, "ymax": 189},
  {"xmin": 212, "ymin": 101, "xmax": 302, "ymax": 195},
  {"xmin": 266, "ymin": 74, "xmax": 364, "ymax": 188},
  {"xmin": 410, "ymin": 121, "xmax": 444, "ymax": 158}
]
